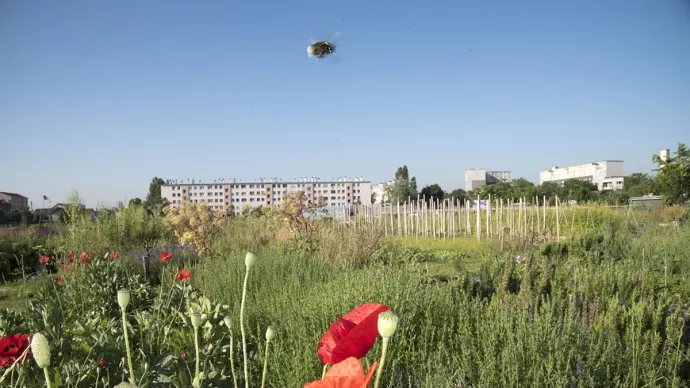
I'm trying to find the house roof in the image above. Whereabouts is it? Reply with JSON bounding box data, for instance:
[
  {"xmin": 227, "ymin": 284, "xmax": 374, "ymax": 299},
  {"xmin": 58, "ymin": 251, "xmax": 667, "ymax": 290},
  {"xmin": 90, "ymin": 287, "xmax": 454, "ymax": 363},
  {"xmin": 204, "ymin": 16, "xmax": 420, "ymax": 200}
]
[{"xmin": 0, "ymin": 192, "xmax": 28, "ymax": 199}]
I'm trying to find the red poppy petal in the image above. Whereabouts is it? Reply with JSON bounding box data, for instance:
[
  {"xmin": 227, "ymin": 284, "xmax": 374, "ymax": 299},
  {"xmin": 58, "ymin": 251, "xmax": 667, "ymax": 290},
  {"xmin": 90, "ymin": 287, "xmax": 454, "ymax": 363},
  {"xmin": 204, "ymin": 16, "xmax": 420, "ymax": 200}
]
[{"xmin": 317, "ymin": 303, "xmax": 389, "ymax": 365}]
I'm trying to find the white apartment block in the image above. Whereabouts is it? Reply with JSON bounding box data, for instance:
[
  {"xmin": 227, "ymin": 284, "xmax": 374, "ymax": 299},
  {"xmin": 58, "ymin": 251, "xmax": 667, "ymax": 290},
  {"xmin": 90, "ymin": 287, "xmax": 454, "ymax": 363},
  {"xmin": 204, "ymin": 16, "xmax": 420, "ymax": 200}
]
[
  {"xmin": 371, "ymin": 181, "xmax": 394, "ymax": 204},
  {"xmin": 539, "ymin": 160, "xmax": 624, "ymax": 191},
  {"xmin": 162, "ymin": 178, "xmax": 372, "ymax": 215}
]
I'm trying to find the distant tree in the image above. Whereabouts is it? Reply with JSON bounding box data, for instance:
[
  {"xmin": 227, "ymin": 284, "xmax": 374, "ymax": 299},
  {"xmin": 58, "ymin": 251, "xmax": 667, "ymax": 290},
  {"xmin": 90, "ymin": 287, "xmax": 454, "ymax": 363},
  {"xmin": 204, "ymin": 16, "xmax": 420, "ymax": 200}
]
[
  {"xmin": 5, "ymin": 209, "xmax": 21, "ymax": 224},
  {"xmin": 652, "ymin": 143, "xmax": 690, "ymax": 205},
  {"xmin": 420, "ymin": 184, "xmax": 445, "ymax": 206},
  {"xmin": 0, "ymin": 209, "xmax": 7, "ymax": 225},
  {"xmin": 537, "ymin": 182, "xmax": 560, "ymax": 203},
  {"xmin": 446, "ymin": 188, "xmax": 468, "ymax": 205},
  {"xmin": 623, "ymin": 173, "xmax": 658, "ymax": 197},
  {"xmin": 370, "ymin": 192, "xmax": 377, "ymax": 205},
  {"xmin": 559, "ymin": 179, "xmax": 598, "ymax": 203},
  {"xmin": 474, "ymin": 182, "xmax": 513, "ymax": 201},
  {"xmin": 144, "ymin": 177, "xmax": 170, "ymax": 215},
  {"xmin": 390, "ymin": 165, "xmax": 418, "ymax": 204},
  {"xmin": 511, "ymin": 178, "xmax": 538, "ymax": 201},
  {"xmin": 129, "ymin": 198, "xmax": 143, "ymax": 207}
]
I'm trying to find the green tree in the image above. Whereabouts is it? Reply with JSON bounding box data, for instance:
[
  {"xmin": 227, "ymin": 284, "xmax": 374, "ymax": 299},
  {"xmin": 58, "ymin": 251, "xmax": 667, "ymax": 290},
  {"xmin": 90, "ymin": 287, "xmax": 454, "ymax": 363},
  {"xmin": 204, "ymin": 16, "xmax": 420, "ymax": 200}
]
[
  {"xmin": 129, "ymin": 198, "xmax": 143, "ymax": 207},
  {"xmin": 652, "ymin": 143, "xmax": 690, "ymax": 205},
  {"xmin": 622, "ymin": 173, "xmax": 658, "ymax": 197},
  {"xmin": 420, "ymin": 184, "xmax": 445, "ymax": 205},
  {"xmin": 390, "ymin": 165, "xmax": 418, "ymax": 203},
  {"xmin": 559, "ymin": 179, "xmax": 598, "ymax": 203},
  {"xmin": 144, "ymin": 177, "xmax": 170, "ymax": 215},
  {"xmin": 446, "ymin": 188, "xmax": 468, "ymax": 205},
  {"xmin": 511, "ymin": 178, "xmax": 538, "ymax": 201}
]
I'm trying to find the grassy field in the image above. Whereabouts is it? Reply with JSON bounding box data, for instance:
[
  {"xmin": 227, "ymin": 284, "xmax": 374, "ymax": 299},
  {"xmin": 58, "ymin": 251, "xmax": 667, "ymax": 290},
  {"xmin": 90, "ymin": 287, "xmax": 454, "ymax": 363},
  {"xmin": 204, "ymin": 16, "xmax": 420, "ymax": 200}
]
[{"xmin": 1, "ymin": 207, "xmax": 689, "ymax": 387}]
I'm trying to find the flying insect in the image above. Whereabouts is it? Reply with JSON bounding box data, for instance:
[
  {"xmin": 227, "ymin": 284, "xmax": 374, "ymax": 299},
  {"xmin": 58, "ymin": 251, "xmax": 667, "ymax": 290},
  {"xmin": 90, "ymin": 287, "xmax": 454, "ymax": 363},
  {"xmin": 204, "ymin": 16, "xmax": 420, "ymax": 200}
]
[
  {"xmin": 307, "ymin": 32, "xmax": 340, "ymax": 60},
  {"xmin": 307, "ymin": 41, "xmax": 336, "ymax": 59}
]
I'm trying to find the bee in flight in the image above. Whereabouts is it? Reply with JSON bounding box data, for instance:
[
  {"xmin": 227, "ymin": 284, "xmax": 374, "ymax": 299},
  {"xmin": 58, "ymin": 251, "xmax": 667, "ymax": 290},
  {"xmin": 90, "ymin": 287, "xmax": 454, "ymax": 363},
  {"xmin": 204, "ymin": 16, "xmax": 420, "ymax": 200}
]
[{"xmin": 307, "ymin": 41, "xmax": 336, "ymax": 60}]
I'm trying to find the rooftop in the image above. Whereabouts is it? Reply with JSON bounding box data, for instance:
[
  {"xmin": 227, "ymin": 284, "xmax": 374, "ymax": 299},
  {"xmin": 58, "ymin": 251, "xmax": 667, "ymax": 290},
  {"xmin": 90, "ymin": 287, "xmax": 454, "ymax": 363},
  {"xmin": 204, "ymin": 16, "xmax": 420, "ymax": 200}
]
[{"xmin": 0, "ymin": 192, "xmax": 28, "ymax": 198}]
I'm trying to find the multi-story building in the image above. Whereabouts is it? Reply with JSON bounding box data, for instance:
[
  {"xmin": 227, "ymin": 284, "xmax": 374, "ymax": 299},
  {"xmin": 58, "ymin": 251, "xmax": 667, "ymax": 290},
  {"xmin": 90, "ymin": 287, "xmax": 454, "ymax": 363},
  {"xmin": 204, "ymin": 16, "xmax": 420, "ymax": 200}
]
[
  {"xmin": 0, "ymin": 192, "xmax": 29, "ymax": 211},
  {"xmin": 162, "ymin": 178, "xmax": 372, "ymax": 215},
  {"xmin": 371, "ymin": 181, "xmax": 394, "ymax": 204},
  {"xmin": 465, "ymin": 169, "xmax": 512, "ymax": 192},
  {"xmin": 539, "ymin": 160, "xmax": 624, "ymax": 191}
]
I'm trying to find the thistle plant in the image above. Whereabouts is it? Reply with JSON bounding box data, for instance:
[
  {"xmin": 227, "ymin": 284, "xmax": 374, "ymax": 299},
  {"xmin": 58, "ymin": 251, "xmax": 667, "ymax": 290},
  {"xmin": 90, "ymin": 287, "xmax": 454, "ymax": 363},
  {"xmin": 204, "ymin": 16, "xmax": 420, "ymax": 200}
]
[
  {"xmin": 261, "ymin": 326, "xmax": 277, "ymax": 388},
  {"xmin": 240, "ymin": 252, "xmax": 257, "ymax": 388},
  {"xmin": 31, "ymin": 333, "xmax": 52, "ymax": 388},
  {"xmin": 374, "ymin": 310, "xmax": 399, "ymax": 388},
  {"xmin": 224, "ymin": 315, "xmax": 239, "ymax": 388},
  {"xmin": 118, "ymin": 289, "xmax": 137, "ymax": 386}
]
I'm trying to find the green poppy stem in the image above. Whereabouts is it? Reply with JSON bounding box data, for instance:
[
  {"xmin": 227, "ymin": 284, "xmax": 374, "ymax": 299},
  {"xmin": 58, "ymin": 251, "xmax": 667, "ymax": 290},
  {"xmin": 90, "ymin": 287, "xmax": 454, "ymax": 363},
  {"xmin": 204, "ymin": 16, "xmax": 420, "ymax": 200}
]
[
  {"xmin": 260, "ymin": 341, "xmax": 270, "ymax": 388},
  {"xmin": 121, "ymin": 309, "xmax": 137, "ymax": 385},
  {"xmin": 42, "ymin": 367, "xmax": 52, "ymax": 388},
  {"xmin": 321, "ymin": 363, "xmax": 329, "ymax": 379},
  {"xmin": 229, "ymin": 330, "xmax": 238, "ymax": 388},
  {"xmin": 373, "ymin": 337, "xmax": 390, "ymax": 388},
  {"xmin": 194, "ymin": 327, "xmax": 201, "ymax": 387},
  {"xmin": 240, "ymin": 267, "xmax": 250, "ymax": 388}
]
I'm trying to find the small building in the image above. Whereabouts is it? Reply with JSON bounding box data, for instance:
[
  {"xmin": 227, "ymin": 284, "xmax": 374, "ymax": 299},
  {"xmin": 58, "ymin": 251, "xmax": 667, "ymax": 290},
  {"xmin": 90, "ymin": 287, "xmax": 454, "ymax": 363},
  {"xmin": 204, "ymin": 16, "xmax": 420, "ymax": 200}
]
[
  {"xmin": 465, "ymin": 169, "xmax": 512, "ymax": 192},
  {"xmin": 629, "ymin": 195, "xmax": 663, "ymax": 210},
  {"xmin": 0, "ymin": 192, "xmax": 29, "ymax": 211}
]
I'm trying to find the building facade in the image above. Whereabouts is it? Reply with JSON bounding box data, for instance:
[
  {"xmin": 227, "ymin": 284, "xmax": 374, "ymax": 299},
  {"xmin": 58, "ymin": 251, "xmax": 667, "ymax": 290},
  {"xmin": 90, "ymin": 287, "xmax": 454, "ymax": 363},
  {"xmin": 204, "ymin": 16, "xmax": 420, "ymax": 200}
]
[
  {"xmin": 0, "ymin": 192, "xmax": 29, "ymax": 211},
  {"xmin": 465, "ymin": 169, "xmax": 512, "ymax": 192},
  {"xmin": 371, "ymin": 181, "xmax": 394, "ymax": 204},
  {"xmin": 162, "ymin": 178, "xmax": 372, "ymax": 215},
  {"xmin": 539, "ymin": 160, "xmax": 624, "ymax": 191}
]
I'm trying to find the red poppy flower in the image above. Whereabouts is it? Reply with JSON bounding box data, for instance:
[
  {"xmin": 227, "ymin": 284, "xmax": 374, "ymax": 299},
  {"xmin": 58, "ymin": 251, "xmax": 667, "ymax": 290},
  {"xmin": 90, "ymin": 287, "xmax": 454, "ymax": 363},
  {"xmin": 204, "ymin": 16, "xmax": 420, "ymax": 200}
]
[
  {"xmin": 57, "ymin": 277, "xmax": 63, "ymax": 285},
  {"xmin": 80, "ymin": 257, "xmax": 92, "ymax": 265},
  {"xmin": 39, "ymin": 256, "xmax": 49, "ymax": 264},
  {"xmin": 304, "ymin": 357, "xmax": 377, "ymax": 388},
  {"xmin": 64, "ymin": 264, "xmax": 73, "ymax": 272},
  {"xmin": 111, "ymin": 251, "xmax": 119, "ymax": 259},
  {"xmin": 79, "ymin": 252, "xmax": 88, "ymax": 260},
  {"xmin": 0, "ymin": 333, "xmax": 31, "ymax": 369},
  {"xmin": 174, "ymin": 268, "xmax": 192, "ymax": 282},
  {"xmin": 317, "ymin": 303, "xmax": 389, "ymax": 365},
  {"xmin": 160, "ymin": 251, "xmax": 172, "ymax": 263},
  {"xmin": 99, "ymin": 359, "xmax": 108, "ymax": 368},
  {"xmin": 68, "ymin": 251, "xmax": 75, "ymax": 263}
]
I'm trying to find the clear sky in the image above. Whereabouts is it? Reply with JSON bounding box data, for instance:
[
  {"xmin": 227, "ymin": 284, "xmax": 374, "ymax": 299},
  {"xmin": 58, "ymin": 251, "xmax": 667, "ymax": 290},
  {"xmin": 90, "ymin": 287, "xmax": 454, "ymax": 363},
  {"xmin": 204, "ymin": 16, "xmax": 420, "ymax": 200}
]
[{"xmin": 1, "ymin": 0, "xmax": 689, "ymax": 208}]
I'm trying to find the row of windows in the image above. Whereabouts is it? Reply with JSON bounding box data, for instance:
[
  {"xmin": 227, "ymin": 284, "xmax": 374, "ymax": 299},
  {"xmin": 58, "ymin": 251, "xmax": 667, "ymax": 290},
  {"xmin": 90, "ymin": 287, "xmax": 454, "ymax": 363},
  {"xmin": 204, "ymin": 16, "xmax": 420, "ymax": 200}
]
[{"xmin": 170, "ymin": 182, "xmax": 365, "ymax": 191}]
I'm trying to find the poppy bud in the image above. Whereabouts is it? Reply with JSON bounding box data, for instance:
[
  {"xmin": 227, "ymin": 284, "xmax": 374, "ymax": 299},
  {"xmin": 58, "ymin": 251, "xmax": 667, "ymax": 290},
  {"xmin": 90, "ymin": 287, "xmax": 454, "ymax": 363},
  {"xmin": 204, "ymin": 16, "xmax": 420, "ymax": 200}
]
[
  {"xmin": 181, "ymin": 352, "xmax": 188, "ymax": 360},
  {"xmin": 245, "ymin": 252, "xmax": 258, "ymax": 268},
  {"xmin": 99, "ymin": 359, "xmax": 109, "ymax": 368},
  {"xmin": 265, "ymin": 326, "xmax": 277, "ymax": 342},
  {"xmin": 31, "ymin": 332, "xmax": 51, "ymax": 368},
  {"xmin": 190, "ymin": 311, "xmax": 202, "ymax": 329},
  {"xmin": 118, "ymin": 289, "xmax": 131, "ymax": 310},
  {"xmin": 377, "ymin": 310, "xmax": 399, "ymax": 339},
  {"xmin": 223, "ymin": 315, "xmax": 232, "ymax": 329}
]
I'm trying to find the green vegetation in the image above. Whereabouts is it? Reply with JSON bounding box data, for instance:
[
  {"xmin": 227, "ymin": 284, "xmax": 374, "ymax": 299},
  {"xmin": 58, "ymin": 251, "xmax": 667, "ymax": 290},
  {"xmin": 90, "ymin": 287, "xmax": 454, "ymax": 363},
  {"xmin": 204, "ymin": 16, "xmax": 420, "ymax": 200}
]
[{"xmin": 1, "ymin": 182, "xmax": 690, "ymax": 387}]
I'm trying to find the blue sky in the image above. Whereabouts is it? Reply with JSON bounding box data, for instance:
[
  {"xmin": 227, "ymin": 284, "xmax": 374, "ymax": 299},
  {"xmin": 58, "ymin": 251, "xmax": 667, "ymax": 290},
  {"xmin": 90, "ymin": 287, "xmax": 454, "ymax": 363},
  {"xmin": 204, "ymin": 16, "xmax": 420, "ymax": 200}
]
[{"xmin": 1, "ymin": 0, "xmax": 689, "ymax": 208}]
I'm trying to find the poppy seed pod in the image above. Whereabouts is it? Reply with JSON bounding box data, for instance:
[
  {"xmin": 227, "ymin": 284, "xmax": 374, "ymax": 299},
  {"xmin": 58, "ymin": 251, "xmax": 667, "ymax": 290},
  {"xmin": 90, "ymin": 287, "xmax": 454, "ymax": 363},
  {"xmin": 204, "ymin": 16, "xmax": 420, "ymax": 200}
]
[
  {"xmin": 245, "ymin": 252, "xmax": 258, "ymax": 268},
  {"xmin": 190, "ymin": 312, "xmax": 202, "ymax": 329},
  {"xmin": 223, "ymin": 315, "xmax": 232, "ymax": 329},
  {"xmin": 117, "ymin": 289, "xmax": 131, "ymax": 310},
  {"xmin": 377, "ymin": 310, "xmax": 399, "ymax": 339},
  {"xmin": 30, "ymin": 333, "xmax": 51, "ymax": 368},
  {"xmin": 265, "ymin": 326, "xmax": 277, "ymax": 342}
]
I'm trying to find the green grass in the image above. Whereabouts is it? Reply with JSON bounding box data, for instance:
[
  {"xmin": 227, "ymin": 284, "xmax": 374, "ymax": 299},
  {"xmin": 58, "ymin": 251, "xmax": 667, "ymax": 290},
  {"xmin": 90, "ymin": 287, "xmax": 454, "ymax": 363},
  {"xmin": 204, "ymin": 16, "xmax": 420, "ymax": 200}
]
[{"xmin": 0, "ymin": 276, "xmax": 47, "ymax": 312}]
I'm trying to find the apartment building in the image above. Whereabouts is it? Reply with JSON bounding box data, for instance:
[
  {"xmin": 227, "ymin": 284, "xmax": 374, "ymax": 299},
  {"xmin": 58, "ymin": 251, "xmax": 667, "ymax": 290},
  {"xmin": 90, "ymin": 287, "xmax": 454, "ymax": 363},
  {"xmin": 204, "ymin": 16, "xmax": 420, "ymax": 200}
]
[
  {"xmin": 0, "ymin": 192, "xmax": 29, "ymax": 211},
  {"xmin": 162, "ymin": 178, "xmax": 372, "ymax": 215},
  {"xmin": 465, "ymin": 169, "xmax": 512, "ymax": 192},
  {"xmin": 539, "ymin": 160, "xmax": 624, "ymax": 191},
  {"xmin": 371, "ymin": 181, "xmax": 394, "ymax": 204}
]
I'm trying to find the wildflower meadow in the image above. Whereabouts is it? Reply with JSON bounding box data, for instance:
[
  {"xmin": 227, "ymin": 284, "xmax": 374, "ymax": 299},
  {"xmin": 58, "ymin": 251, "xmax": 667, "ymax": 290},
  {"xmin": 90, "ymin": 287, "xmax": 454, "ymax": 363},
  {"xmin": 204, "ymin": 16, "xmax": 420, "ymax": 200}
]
[{"xmin": 1, "ymin": 196, "xmax": 690, "ymax": 387}]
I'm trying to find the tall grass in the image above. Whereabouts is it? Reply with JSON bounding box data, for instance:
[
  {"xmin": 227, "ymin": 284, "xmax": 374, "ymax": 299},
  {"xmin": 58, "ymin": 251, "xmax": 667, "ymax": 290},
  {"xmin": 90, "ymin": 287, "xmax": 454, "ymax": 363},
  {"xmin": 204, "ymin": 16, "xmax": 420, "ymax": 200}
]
[{"xmin": 188, "ymin": 223, "xmax": 690, "ymax": 387}]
